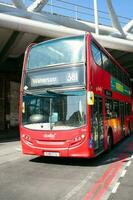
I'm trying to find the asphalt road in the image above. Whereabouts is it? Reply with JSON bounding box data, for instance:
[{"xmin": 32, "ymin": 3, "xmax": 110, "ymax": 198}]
[{"xmin": 0, "ymin": 135, "xmax": 133, "ymax": 200}]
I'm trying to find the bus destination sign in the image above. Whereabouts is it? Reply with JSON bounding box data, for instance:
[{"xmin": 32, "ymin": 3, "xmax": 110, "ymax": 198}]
[{"xmin": 26, "ymin": 66, "xmax": 85, "ymax": 88}]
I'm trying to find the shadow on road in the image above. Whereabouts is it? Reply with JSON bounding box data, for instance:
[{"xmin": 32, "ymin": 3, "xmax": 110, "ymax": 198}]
[{"xmin": 30, "ymin": 134, "xmax": 133, "ymax": 167}]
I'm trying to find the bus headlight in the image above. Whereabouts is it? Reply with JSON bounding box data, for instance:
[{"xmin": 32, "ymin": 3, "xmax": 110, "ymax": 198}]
[
  {"xmin": 70, "ymin": 134, "xmax": 85, "ymax": 147},
  {"xmin": 22, "ymin": 134, "xmax": 33, "ymax": 145}
]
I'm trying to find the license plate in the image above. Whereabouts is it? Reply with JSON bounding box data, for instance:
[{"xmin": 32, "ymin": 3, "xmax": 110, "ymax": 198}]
[{"xmin": 44, "ymin": 152, "xmax": 60, "ymax": 157}]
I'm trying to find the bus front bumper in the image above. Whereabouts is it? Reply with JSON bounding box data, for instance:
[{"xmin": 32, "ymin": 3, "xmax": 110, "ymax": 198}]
[{"xmin": 21, "ymin": 137, "xmax": 94, "ymax": 158}]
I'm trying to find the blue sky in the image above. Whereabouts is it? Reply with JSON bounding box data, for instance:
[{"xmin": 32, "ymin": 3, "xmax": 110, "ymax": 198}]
[
  {"xmin": 71, "ymin": 0, "xmax": 133, "ymax": 18},
  {"xmin": 2, "ymin": 0, "xmax": 133, "ymax": 18},
  {"xmin": 44, "ymin": 0, "xmax": 133, "ymax": 26},
  {"xmin": 43, "ymin": 0, "xmax": 132, "ymax": 26},
  {"xmin": 2, "ymin": 0, "xmax": 133, "ymax": 20}
]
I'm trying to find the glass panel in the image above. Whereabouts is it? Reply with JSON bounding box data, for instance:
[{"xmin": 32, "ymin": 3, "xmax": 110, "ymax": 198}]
[
  {"xmin": 125, "ymin": 103, "xmax": 131, "ymax": 115},
  {"xmin": 91, "ymin": 96, "xmax": 99, "ymax": 149},
  {"xmin": 91, "ymin": 42, "xmax": 102, "ymax": 66},
  {"xmin": 113, "ymin": 101, "xmax": 119, "ymax": 118},
  {"xmin": 105, "ymin": 99, "xmax": 113, "ymax": 119},
  {"xmin": 99, "ymin": 98, "xmax": 103, "ymax": 114},
  {"xmin": 118, "ymin": 68, "xmax": 122, "ymax": 82},
  {"xmin": 91, "ymin": 96, "xmax": 104, "ymax": 150},
  {"xmin": 102, "ymin": 53, "xmax": 112, "ymax": 72},
  {"xmin": 112, "ymin": 65, "xmax": 117, "ymax": 78},
  {"xmin": 120, "ymin": 71, "xmax": 123, "ymax": 83},
  {"xmin": 125, "ymin": 74, "xmax": 130, "ymax": 86},
  {"xmin": 22, "ymin": 90, "xmax": 86, "ymax": 130},
  {"xmin": 27, "ymin": 36, "xmax": 85, "ymax": 69}
]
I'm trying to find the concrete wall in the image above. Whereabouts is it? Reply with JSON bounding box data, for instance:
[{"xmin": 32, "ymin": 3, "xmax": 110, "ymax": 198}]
[
  {"xmin": 0, "ymin": 73, "xmax": 20, "ymax": 130},
  {"xmin": 10, "ymin": 81, "xmax": 20, "ymax": 127},
  {"xmin": 0, "ymin": 79, "xmax": 5, "ymax": 129}
]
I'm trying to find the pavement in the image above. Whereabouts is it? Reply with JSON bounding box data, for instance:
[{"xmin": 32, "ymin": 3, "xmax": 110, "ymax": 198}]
[
  {"xmin": 109, "ymin": 160, "xmax": 133, "ymax": 200},
  {"xmin": 0, "ymin": 128, "xmax": 133, "ymax": 200},
  {"xmin": 108, "ymin": 136, "xmax": 133, "ymax": 200},
  {"xmin": 0, "ymin": 128, "xmax": 21, "ymax": 165}
]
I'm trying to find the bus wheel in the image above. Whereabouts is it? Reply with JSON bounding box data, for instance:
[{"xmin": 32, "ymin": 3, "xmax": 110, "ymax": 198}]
[{"xmin": 107, "ymin": 130, "xmax": 113, "ymax": 151}]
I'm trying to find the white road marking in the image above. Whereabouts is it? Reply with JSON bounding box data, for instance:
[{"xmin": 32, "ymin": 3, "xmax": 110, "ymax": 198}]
[
  {"xmin": 126, "ymin": 160, "xmax": 132, "ymax": 167},
  {"xmin": 120, "ymin": 169, "xmax": 127, "ymax": 177},
  {"xmin": 112, "ymin": 182, "xmax": 120, "ymax": 193},
  {"xmin": 60, "ymin": 172, "xmax": 95, "ymax": 200},
  {"xmin": 16, "ymin": 147, "xmax": 22, "ymax": 151},
  {"xmin": 111, "ymin": 154, "xmax": 133, "ymax": 195}
]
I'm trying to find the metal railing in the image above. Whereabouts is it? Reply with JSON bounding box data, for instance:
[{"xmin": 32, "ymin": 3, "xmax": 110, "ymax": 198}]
[{"xmin": 0, "ymin": 0, "xmax": 131, "ymax": 27}]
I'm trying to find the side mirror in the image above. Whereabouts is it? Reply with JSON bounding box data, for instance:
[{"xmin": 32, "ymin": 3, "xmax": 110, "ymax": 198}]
[{"xmin": 87, "ymin": 91, "xmax": 94, "ymax": 105}]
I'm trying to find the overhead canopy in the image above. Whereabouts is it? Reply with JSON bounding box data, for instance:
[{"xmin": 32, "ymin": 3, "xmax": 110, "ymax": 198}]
[{"xmin": 0, "ymin": 1, "xmax": 133, "ymax": 80}]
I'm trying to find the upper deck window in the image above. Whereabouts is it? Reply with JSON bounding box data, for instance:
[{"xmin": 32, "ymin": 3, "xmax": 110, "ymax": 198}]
[
  {"xmin": 27, "ymin": 35, "xmax": 85, "ymax": 70},
  {"xmin": 91, "ymin": 42, "xmax": 102, "ymax": 66},
  {"xmin": 91, "ymin": 41, "xmax": 130, "ymax": 87}
]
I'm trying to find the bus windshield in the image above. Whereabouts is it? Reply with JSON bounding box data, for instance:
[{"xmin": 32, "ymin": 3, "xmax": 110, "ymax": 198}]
[
  {"xmin": 27, "ymin": 35, "xmax": 85, "ymax": 70},
  {"xmin": 22, "ymin": 90, "xmax": 86, "ymax": 130}
]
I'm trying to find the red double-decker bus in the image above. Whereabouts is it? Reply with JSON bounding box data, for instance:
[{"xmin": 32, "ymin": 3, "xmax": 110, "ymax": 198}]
[{"xmin": 19, "ymin": 33, "xmax": 133, "ymax": 158}]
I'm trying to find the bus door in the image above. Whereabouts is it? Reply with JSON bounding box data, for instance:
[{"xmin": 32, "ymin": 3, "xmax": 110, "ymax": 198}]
[
  {"xmin": 105, "ymin": 99, "xmax": 120, "ymax": 142},
  {"xmin": 120, "ymin": 102, "xmax": 125, "ymax": 137},
  {"xmin": 91, "ymin": 96, "xmax": 104, "ymax": 152}
]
